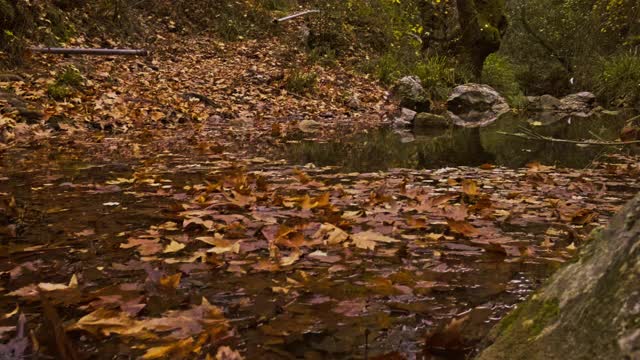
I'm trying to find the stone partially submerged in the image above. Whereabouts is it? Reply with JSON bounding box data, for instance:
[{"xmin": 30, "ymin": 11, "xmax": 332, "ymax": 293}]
[
  {"xmin": 526, "ymin": 92, "xmax": 599, "ymax": 124},
  {"xmin": 446, "ymin": 84, "xmax": 510, "ymax": 128},
  {"xmin": 476, "ymin": 193, "xmax": 640, "ymax": 360},
  {"xmin": 391, "ymin": 76, "xmax": 431, "ymax": 113}
]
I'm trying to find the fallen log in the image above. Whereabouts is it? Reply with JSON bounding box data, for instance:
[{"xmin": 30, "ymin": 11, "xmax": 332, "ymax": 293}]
[
  {"xmin": 273, "ymin": 10, "xmax": 320, "ymax": 23},
  {"xmin": 28, "ymin": 47, "xmax": 148, "ymax": 56}
]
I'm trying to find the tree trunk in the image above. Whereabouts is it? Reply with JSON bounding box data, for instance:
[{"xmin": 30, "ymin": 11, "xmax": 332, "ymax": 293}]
[{"xmin": 455, "ymin": 0, "xmax": 508, "ymax": 79}]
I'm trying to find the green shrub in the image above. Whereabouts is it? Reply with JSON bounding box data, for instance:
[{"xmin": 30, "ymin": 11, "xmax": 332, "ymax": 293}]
[
  {"xmin": 284, "ymin": 70, "xmax": 318, "ymax": 94},
  {"xmin": 482, "ymin": 53, "xmax": 526, "ymax": 107},
  {"xmin": 371, "ymin": 52, "xmax": 406, "ymax": 85},
  {"xmin": 594, "ymin": 53, "xmax": 640, "ymax": 108}
]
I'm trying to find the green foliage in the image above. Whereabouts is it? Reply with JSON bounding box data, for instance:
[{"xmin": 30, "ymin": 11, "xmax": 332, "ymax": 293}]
[
  {"xmin": 365, "ymin": 50, "xmax": 471, "ymax": 101},
  {"xmin": 0, "ymin": 0, "xmax": 15, "ymax": 22},
  {"xmin": 594, "ymin": 54, "xmax": 640, "ymax": 108},
  {"xmin": 414, "ymin": 56, "xmax": 472, "ymax": 101},
  {"xmin": 308, "ymin": 46, "xmax": 337, "ymax": 67},
  {"xmin": 482, "ymin": 53, "xmax": 526, "ymax": 107},
  {"xmin": 368, "ymin": 51, "xmax": 407, "ymax": 85},
  {"xmin": 284, "ymin": 70, "xmax": 317, "ymax": 94}
]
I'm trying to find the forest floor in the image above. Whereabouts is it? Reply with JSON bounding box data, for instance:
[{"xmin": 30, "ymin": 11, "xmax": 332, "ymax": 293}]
[{"xmin": 1, "ymin": 32, "xmax": 640, "ymax": 359}]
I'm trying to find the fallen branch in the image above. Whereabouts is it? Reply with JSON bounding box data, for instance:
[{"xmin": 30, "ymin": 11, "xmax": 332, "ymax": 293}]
[
  {"xmin": 29, "ymin": 47, "xmax": 148, "ymax": 56},
  {"xmin": 497, "ymin": 127, "xmax": 640, "ymax": 146},
  {"xmin": 273, "ymin": 10, "xmax": 320, "ymax": 23}
]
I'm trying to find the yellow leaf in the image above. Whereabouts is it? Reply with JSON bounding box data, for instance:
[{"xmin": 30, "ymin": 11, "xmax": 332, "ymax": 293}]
[
  {"xmin": 280, "ymin": 249, "xmax": 301, "ymax": 266},
  {"xmin": 142, "ymin": 338, "xmax": 195, "ymax": 359},
  {"xmin": 160, "ymin": 273, "xmax": 182, "ymax": 289},
  {"xmin": 462, "ymin": 179, "xmax": 478, "ymax": 196},
  {"xmin": 163, "ymin": 240, "xmax": 186, "ymax": 254}
]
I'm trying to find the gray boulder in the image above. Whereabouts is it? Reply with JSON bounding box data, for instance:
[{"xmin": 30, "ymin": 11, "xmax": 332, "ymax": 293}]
[
  {"xmin": 446, "ymin": 84, "xmax": 510, "ymax": 128},
  {"xmin": 391, "ymin": 76, "xmax": 431, "ymax": 112},
  {"xmin": 527, "ymin": 94, "xmax": 562, "ymax": 111},
  {"xmin": 525, "ymin": 92, "xmax": 598, "ymax": 125},
  {"xmin": 560, "ymin": 91, "xmax": 596, "ymax": 113},
  {"xmin": 527, "ymin": 92, "xmax": 597, "ymax": 114},
  {"xmin": 476, "ymin": 193, "xmax": 640, "ymax": 360},
  {"xmin": 392, "ymin": 108, "xmax": 417, "ymax": 128}
]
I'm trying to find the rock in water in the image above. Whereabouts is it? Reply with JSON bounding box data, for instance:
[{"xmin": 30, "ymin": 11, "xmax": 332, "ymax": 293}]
[
  {"xmin": 476, "ymin": 193, "xmax": 640, "ymax": 360},
  {"xmin": 391, "ymin": 76, "xmax": 431, "ymax": 112},
  {"xmin": 414, "ymin": 112, "xmax": 451, "ymax": 129},
  {"xmin": 446, "ymin": 84, "xmax": 509, "ymax": 128},
  {"xmin": 559, "ymin": 91, "xmax": 596, "ymax": 114},
  {"xmin": 392, "ymin": 108, "xmax": 417, "ymax": 128}
]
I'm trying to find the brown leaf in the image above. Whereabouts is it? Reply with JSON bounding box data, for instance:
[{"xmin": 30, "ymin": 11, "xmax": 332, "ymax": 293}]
[
  {"xmin": 216, "ymin": 346, "xmax": 244, "ymax": 360},
  {"xmin": 447, "ymin": 220, "xmax": 478, "ymax": 237}
]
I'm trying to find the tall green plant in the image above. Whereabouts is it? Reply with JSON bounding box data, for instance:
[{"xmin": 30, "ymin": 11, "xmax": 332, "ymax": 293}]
[{"xmin": 595, "ymin": 54, "xmax": 640, "ymax": 108}]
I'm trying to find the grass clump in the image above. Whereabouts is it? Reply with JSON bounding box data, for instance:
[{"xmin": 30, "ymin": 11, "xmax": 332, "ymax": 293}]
[
  {"xmin": 415, "ymin": 56, "xmax": 472, "ymax": 101},
  {"xmin": 366, "ymin": 51, "xmax": 471, "ymax": 101},
  {"xmin": 284, "ymin": 70, "xmax": 318, "ymax": 94},
  {"xmin": 47, "ymin": 83, "xmax": 73, "ymax": 101},
  {"xmin": 594, "ymin": 53, "xmax": 640, "ymax": 108},
  {"xmin": 47, "ymin": 65, "xmax": 84, "ymax": 100},
  {"xmin": 482, "ymin": 53, "xmax": 527, "ymax": 108},
  {"xmin": 56, "ymin": 65, "xmax": 84, "ymax": 87}
]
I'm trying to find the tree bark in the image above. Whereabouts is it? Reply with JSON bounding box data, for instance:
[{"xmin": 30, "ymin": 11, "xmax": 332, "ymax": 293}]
[{"xmin": 455, "ymin": 0, "xmax": 508, "ymax": 79}]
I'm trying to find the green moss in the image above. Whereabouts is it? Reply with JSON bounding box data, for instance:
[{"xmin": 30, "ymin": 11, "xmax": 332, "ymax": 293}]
[
  {"xmin": 493, "ymin": 297, "xmax": 560, "ymax": 342},
  {"xmin": 47, "ymin": 83, "xmax": 72, "ymax": 100},
  {"xmin": 496, "ymin": 301, "xmax": 527, "ymax": 335},
  {"xmin": 528, "ymin": 299, "xmax": 560, "ymax": 336}
]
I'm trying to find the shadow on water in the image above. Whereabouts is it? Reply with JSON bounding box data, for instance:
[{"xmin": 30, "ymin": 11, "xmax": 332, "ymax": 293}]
[{"xmin": 284, "ymin": 111, "xmax": 637, "ymax": 172}]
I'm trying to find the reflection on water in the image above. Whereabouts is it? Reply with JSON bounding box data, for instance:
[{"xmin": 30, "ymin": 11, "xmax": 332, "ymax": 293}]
[{"xmin": 284, "ymin": 111, "xmax": 637, "ymax": 172}]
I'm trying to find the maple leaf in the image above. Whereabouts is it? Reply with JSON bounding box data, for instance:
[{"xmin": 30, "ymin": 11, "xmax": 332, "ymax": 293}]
[
  {"xmin": 461, "ymin": 179, "xmax": 479, "ymax": 196},
  {"xmin": 279, "ymin": 249, "xmax": 301, "ymax": 266},
  {"xmin": 163, "ymin": 240, "xmax": 186, "ymax": 253},
  {"xmin": 351, "ymin": 231, "xmax": 399, "ymax": 250},
  {"xmin": 120, "ymin": 237, "xmax": 163, "ymax": 256},
  {"xmin": 313, "ymin": 223, "xmax": 349, "ymax": 245},
  {"xmin": 447, "ymin": 219, "xmax": 478, "ymax": 237}
]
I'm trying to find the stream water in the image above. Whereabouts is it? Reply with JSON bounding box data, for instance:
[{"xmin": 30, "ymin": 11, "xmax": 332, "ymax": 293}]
[
  {"xmin": 284, "ymin": 111, "xmax": 635, "ymax": 171},
  {"xmin": 0, "ymin": 110, "xmax": 638, "ymax": 359}
]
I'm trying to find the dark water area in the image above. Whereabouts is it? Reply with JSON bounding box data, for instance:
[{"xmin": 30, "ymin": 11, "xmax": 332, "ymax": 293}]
[{"xmin": 284, "ymin": 111, "xmax": 637, "ymax": 172}]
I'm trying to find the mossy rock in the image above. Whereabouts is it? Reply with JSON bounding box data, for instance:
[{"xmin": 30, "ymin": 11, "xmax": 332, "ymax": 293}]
[{"xmin": 476, "ymin": 194, "xmax": 640, "ymax": 359}]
